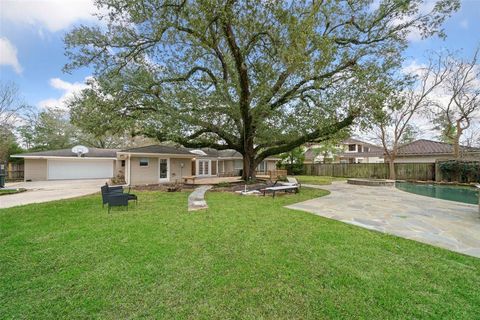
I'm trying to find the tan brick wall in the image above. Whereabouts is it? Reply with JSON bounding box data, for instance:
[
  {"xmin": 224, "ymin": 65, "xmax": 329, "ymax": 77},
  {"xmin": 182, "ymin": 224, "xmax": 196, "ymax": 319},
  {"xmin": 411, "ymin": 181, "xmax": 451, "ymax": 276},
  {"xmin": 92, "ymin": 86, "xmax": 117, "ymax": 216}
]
[
  {"xmin": 170, "ymin": 158, "xmax": 192, "ymax": 183},
  {"xmin": 24, "ymin": 159, "xmax": 47, "ymax": 181},
  {"xmin": 129, "ymin": 157, "xmax": 159, "ymax": 185},
  {"xmin": 222, "ymin": 160, "xmax": 235, "ymax": 173}
]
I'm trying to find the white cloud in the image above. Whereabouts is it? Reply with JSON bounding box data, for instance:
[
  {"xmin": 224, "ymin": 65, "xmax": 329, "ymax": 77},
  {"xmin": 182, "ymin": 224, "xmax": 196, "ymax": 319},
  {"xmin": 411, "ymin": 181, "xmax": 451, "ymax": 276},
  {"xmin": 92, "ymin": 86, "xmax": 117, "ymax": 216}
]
[
  {"xmin": 38, "ymin": 77, "xmax": 91, "ymax": 109},
  {"xmin": 0, "ymin": 37, "xmax": 23, "ymax": 74},
  {"xmin": 390, "ymin": 0, "xmax": 437, "ymax": 43},
  {"xmin": 401, "ymin": 60, "xmax": 427, "ymax": 76},
  {"xmin": 1, "ymin": 0, "xmax": 98, "ymax": 32}
]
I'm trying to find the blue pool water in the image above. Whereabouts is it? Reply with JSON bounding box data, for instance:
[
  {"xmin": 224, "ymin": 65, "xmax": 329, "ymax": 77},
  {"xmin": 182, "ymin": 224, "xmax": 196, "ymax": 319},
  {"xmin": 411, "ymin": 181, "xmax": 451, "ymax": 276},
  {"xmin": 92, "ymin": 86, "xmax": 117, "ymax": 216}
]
[{"xmin": 395, "ymin": 182, "xmax": 479, "ymax": 205}]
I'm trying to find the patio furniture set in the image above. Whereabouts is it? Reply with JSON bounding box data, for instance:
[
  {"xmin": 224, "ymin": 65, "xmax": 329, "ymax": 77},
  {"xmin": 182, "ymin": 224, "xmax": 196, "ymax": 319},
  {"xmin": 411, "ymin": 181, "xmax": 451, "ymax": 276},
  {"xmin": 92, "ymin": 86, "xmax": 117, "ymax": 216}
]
[{"xmin": 100, "ymin": 183, "xmax": 138, "ymax": 213}]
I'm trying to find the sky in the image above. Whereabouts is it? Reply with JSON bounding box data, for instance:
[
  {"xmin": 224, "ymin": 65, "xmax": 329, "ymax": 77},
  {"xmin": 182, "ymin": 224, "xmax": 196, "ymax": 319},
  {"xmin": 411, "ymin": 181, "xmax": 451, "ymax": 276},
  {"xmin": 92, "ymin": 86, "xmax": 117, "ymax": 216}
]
[{"xmin": 0, "ymin": 0, "xmax": 479, "ymax": 130}]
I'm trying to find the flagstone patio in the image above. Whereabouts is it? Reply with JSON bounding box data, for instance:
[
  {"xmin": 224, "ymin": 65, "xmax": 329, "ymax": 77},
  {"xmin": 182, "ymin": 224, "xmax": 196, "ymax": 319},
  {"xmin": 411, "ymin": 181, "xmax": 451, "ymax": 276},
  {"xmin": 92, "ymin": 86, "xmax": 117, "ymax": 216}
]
[{"xmin": 287, "ymin": 182, "xmax": 480, "ymax": 258}]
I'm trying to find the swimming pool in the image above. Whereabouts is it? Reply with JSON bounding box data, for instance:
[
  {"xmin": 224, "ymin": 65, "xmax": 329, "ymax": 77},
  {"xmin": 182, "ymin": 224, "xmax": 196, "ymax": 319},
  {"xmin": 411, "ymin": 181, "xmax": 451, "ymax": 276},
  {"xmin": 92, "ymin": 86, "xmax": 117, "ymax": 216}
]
[{"xmin": 395, "ymin": 181, "xmax": 479, "ymax": 205}]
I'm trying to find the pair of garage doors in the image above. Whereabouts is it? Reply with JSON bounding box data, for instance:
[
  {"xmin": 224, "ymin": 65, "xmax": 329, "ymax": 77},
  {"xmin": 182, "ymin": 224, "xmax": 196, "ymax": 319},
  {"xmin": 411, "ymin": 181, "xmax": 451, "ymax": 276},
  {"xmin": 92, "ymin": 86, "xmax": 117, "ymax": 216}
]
[{"xmin": 47, "ymin": 159, "xmax": 114, "ymax": 180}]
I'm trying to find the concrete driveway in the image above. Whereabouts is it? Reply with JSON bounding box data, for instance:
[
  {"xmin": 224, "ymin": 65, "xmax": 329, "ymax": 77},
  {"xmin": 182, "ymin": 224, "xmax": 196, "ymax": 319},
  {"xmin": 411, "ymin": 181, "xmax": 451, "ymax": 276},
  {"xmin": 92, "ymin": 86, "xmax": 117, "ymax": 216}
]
[
  {"xmin": 0, "ymin": 179, "xmax": 107, "ymax": 209},
  {"xmin": 287, "ymin": 182, "xmax": 480, "ymax": 258}
]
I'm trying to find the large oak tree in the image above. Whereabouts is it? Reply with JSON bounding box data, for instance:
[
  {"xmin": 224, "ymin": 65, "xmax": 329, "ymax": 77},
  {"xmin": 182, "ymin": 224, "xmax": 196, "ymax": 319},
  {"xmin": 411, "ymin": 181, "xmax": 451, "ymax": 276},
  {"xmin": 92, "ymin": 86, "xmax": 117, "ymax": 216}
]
[{"xmin": 65, "ymin": 0, "xmax": 458, "ymax": 179}]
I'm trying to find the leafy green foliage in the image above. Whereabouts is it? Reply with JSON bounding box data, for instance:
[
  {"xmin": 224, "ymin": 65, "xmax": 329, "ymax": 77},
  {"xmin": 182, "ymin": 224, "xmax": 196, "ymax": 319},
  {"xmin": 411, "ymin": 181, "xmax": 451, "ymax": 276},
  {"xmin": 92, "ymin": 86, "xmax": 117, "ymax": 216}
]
[
  {"xmin": 65, "ymin": 0, "xmax": 459, "ymax": 178},
  {"xmin": 439, "ymin": 160, "xmax": 480, "ymax": 183},
  {"xmin": 434, "ymin": 111, "xmax": 457, "ymax": 144},
  {"xmin": 18, "ymin": 108, "xmax": 77, "ymax": 151},
  {"xmin": 399, "ymin": 124, "xmax": 420, "ymax": 145},
  {"xmin": 279, "ymin": 147, "xmax": 305, "ymax": 175},
  {"xmin": 0, "ymin": 127, "xmax": 23, "ymax": 163}
]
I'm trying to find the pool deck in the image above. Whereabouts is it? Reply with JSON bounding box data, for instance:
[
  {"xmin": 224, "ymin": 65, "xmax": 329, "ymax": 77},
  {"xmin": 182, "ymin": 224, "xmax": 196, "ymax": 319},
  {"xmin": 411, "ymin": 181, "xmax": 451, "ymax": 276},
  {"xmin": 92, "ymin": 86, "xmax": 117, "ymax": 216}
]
[{"xmin": 287, "ymin": 182, "xmax": 480, "ymax": 258}]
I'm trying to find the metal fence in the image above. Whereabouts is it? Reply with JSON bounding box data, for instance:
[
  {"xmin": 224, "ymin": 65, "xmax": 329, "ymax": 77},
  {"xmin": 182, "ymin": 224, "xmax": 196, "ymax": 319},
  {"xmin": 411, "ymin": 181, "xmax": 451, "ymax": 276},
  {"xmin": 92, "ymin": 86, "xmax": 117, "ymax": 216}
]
[{"xmin": 303, "ymin": 163, "xmax": 435, "ymax": 181}]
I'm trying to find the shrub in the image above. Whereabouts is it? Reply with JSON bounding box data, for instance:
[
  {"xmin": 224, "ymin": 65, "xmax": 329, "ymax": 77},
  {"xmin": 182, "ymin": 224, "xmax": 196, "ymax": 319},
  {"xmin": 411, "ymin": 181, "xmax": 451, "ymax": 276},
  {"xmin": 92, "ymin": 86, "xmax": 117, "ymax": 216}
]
[
  {"xmin": 216, "ymin": 182, "xmax": 231, "ymax": 188},
  {"xmin": 439, "ymin": 160, "xmax": 480, "ymax": 183}
]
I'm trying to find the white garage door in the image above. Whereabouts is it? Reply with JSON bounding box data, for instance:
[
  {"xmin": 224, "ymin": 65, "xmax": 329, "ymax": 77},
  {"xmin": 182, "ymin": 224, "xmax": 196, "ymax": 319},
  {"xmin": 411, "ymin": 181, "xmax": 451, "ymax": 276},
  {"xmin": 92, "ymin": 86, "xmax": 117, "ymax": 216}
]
[{"xmin": 48, "ymin": 159, "xmax": 114, "ymax": 180}]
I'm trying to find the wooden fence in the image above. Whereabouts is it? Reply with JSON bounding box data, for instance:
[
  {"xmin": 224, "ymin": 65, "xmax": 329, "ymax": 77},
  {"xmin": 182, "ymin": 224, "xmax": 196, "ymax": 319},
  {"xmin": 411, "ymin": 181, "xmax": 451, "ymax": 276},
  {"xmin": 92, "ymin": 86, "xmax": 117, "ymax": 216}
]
[
  {"xmin": 303, "ymin": 163, "xmax": 435, "ymax": 181},
  {"xmin": 5, "ymin": 163, "xmax": 24, "ymax": 181}
]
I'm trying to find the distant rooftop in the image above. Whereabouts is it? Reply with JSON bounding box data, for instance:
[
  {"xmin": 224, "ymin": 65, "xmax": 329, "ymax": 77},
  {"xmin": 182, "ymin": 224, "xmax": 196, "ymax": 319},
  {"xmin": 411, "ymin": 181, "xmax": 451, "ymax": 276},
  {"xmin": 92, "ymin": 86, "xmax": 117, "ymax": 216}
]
[{"xmin": 396, "ymin": 139, "xmax": 480, "ymax": 156}]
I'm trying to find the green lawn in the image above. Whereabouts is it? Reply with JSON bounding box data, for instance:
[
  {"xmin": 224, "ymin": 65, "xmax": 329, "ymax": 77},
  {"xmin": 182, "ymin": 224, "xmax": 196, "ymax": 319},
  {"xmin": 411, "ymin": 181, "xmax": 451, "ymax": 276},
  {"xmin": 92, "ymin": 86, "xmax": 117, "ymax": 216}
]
[
  {"xmin": 295, "ymin": 175, "xmax": 345, "ymax": 185},
  {"xmin": 0, "ymin": 188, "xmax": 26, "ymax": 196},
  {"xmin": 1, "ymin": 189, "xmax": 479, "ymax": 319}
]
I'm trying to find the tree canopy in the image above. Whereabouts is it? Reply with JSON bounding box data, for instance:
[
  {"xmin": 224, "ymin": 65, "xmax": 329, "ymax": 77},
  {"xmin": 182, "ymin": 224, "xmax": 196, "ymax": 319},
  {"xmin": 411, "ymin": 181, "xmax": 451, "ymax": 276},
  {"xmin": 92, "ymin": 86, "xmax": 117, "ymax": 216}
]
[{"xmin": 65, "ymin": 0, "xmax": 459, "ymax": 179}]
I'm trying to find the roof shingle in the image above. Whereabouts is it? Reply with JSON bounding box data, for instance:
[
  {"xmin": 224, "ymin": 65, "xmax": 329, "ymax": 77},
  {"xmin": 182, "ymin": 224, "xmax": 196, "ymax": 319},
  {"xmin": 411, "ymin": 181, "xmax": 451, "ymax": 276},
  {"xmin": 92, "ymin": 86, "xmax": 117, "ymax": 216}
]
[
  {"xmin": 12, "ymin": 148, "xmax": 119, "ymax": 158},
  {"xmin": 121, "ymin": 145, "xmax": 193, "ymax": 155},
  {"xmin": 396, "ymin": 139, "xmax": 480, "ymax": 155}
]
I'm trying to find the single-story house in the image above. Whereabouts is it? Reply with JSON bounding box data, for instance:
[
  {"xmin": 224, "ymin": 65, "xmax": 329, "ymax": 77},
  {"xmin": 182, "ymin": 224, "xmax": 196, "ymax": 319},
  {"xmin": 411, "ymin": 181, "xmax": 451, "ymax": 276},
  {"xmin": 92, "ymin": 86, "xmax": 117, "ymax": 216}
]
[
  {"xmin": 394, "ymin": 139, "xmax": 480, "ymax": 163},
  {"xmin": 12, "ymin": 145, "xmax": 280, "ymax": 185}
]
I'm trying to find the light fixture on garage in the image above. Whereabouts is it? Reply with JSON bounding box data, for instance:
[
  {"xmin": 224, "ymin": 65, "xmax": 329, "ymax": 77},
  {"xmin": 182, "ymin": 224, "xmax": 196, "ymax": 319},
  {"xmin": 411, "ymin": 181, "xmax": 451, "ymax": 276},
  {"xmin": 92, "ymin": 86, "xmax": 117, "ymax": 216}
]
[{"xmin": 71, "ymin": 145, "xmax": 90, "ymax": 157}]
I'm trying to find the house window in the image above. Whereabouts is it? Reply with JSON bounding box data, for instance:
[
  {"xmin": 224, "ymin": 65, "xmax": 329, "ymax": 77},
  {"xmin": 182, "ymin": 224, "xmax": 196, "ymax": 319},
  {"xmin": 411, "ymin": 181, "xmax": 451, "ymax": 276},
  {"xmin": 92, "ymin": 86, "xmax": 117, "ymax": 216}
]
[
  {"xmin": 357, "ymin": 145, "xmax": 362, "ymax": 152},
  {"xmin": 348, "ymin": 144, "xmax": 356, "ymax": 151},
  {"xmin": 234, "ymin": 159, "xmax": 243, "ymax": 169},
  {"xmin": 159, "ymin": 159, "xmax": 168, "ymax": 179},
  {"xmin": 364, "ymin": 147, "xmax": 369, "ymax": 152},
  {"xmin": 198, "ymin": 160, "xmax": 210, "ymax": 175},
  {"xmin": 139, "ymin": 158, "xmax": 149, "ymax": 167},
  {"xmin": 121, "ymin": 160, "xmax": 125, "ymax": 167},
  {"xmin": 256, "ymin": 160, "xmax": 266, "ymax": 172}
]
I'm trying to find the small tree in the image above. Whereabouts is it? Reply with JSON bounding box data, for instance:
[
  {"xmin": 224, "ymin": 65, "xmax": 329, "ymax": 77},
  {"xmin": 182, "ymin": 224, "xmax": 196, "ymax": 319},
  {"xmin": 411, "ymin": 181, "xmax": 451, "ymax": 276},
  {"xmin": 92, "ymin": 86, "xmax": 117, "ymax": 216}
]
[
  {"xmin": 0, "ymin": 82, "xmax": 28, "ymax": 165},
  {"xmin": 0, "ymin": 82, "xmax": 27, "ymax": 129},
  {"xmin": 373, "ymin": 53, "xmax": 449, "ymax": 179},
  {"xmin": 279, "ymin": 147, "xmax": 305, "ymax": 175},
  {"xmin": 0, "ymin": 127, "xmax": 23, "ymax": 164},
  {"xmin": 433, "ymin": 48, "xmax": 480, "ymax": 158},
  {"xmin": 18, "ymin": 108, "xmax": 78, "ymax": 151}
]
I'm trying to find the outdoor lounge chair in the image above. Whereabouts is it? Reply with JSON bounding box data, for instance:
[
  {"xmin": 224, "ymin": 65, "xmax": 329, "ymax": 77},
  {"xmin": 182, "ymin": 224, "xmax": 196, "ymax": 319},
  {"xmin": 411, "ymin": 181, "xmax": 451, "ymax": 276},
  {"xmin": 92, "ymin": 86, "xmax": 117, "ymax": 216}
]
[
  {"xmin": 260, "ymin": 185, "xmax": 299, "ymax": 198},
  {"xmin": 101, "ymin": 183, "xmax": 137, "ymax": 209},
  {"xmin": 273, "ymin": 176, "xmax": 301, "ymax": 188}
]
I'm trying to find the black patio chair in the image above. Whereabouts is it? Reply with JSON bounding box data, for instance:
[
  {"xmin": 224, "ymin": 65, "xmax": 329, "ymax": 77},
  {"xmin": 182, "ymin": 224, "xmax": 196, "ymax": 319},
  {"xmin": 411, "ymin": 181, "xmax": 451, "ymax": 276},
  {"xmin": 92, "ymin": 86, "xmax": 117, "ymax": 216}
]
[
  {"xmin": 101, "ymin": 183, "xmax": 138, "ymax": 208},
  {"xmin": 106, "ymin": 193, "xmax": 129, "ymax": 213},
  {"xmin": 101, "ymin": 185, "xmax": 123, "ymax": 208}
]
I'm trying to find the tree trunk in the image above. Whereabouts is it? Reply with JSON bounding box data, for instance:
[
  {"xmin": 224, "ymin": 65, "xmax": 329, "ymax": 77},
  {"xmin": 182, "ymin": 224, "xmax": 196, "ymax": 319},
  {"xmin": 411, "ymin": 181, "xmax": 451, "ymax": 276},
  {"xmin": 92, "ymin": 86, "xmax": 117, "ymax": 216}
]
[
  {"xmin": 388, "ymin": 157, "xmax": 396, "ymax": 180},
  {"xmin": 453, "ymin": 121, "xmax": 463, "ymax": 159},
  {"xmin": 242, "ymin": 151, "xmax": 257, "ymax": 181}
]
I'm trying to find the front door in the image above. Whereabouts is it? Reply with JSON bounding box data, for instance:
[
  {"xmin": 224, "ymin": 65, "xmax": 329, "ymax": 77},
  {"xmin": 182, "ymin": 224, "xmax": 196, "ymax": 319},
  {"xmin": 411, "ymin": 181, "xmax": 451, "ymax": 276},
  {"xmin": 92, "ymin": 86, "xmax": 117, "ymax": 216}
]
[
  {"xmin": 159, "ymin": 158, "xmax": 169, "ymax": 182},
  {"xmin": 198, "ymin": 160, "xmax": 210, "ymax": 176}
]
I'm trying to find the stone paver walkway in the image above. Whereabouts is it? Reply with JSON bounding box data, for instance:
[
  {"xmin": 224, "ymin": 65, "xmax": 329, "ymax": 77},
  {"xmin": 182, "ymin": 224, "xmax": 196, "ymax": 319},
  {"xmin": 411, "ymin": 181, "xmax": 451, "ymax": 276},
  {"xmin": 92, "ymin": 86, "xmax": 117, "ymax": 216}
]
[
  {"xmin": 286, "ymin": 182, "xmax": 480, "ymax": 258},
  {"xmin": 188, "ymin": 185, "xmax": 212, "ymax": 211}
]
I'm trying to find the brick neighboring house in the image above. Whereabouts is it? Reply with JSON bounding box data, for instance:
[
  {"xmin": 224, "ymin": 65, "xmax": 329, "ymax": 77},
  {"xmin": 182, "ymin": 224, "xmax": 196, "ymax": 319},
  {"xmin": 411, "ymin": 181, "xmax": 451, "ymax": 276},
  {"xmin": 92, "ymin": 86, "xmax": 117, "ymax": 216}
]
[
  {"xmin": 304, "ymin": 138, "xmax": 384, "ymax": 164},
  {"xmin": 394, "ymin": 139, "xmax": 480, "ymax": 163}
]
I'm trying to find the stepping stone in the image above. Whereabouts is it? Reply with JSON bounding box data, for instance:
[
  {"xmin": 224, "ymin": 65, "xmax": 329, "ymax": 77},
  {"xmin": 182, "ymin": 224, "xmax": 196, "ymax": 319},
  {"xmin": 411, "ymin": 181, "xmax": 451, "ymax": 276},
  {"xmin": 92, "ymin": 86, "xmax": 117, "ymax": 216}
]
[{"xmin": 188, "ymin": 185, "xmax": 212, "ymax": 211}]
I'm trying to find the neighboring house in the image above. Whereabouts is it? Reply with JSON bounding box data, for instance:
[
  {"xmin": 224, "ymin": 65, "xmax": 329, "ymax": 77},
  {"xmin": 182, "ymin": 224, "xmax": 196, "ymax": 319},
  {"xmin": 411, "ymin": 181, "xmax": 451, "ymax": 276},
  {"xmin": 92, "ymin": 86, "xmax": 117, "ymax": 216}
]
[
  {"xmin": 304, "ymin": 138, "xmax": 384, "ymax": 164},
  {"xmin": 12, "ymin": 145, "xmax": 280, "ymax": 185},
  {"xmin": 394, "ymin": 139, "xmax": 480, "ymax": 163}
]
